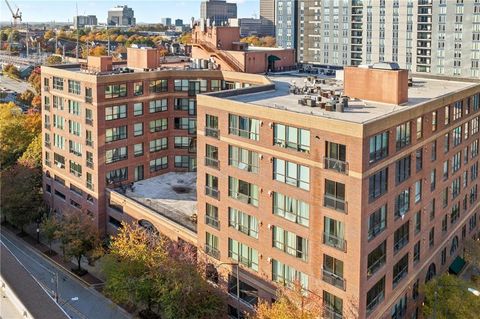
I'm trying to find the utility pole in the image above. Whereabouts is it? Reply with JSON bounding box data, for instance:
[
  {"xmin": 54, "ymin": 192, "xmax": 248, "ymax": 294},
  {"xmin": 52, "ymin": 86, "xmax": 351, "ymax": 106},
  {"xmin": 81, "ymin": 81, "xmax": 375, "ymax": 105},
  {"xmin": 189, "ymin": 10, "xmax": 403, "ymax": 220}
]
[{"xmin": 26, "ymin": 23, "xmax": 28, "ymax": 58}]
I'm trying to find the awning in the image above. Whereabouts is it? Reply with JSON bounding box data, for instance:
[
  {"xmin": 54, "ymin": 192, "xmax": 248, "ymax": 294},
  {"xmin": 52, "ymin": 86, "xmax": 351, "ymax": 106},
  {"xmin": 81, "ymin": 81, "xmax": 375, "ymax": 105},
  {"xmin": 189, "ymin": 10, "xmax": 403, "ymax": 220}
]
[
  {"xmin": 268, "ymin": 55, "xmax": 281, "ymax": 62},
  {"xmin": 449, "ymin": 256, "xmax": 467, "ymax": 275}
]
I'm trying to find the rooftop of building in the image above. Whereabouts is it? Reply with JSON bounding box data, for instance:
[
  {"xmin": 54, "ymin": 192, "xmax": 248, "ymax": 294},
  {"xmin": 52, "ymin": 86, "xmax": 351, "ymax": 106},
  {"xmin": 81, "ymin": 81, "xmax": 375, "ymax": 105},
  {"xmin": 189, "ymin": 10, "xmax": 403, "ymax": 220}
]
[
  {"xmin": 223, "ymin": 71, "xmax": 479, "ymax": 124},
  {"xmin": 117, "ymin": 172, "xmax": 197, "ymax": 232}
]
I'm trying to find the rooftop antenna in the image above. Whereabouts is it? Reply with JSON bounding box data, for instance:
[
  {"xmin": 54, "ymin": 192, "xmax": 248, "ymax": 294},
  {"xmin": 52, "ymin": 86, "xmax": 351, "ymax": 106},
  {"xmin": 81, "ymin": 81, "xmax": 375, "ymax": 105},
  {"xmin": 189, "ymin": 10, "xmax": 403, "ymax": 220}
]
[{"xmin": 76, "ymin": 2, "xmax": 79, "ymax": 62}]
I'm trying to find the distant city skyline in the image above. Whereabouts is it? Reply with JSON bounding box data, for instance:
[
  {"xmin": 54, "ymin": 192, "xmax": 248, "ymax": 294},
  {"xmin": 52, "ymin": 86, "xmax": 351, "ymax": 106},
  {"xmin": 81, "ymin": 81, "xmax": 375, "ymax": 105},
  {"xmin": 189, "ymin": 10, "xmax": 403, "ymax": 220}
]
[{"xmin": 0, "ymin": 0, "xmax": 260, "ymax": 24}]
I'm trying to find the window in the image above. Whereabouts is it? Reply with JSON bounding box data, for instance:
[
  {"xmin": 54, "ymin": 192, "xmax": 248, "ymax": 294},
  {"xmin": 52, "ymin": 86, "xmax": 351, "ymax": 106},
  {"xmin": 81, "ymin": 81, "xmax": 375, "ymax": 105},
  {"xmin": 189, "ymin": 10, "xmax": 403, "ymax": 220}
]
[
  {"xmin": 366, "ymin": 277, "xmax": 385, "ymax": 313},
  {"xmin": 274, "ymin": 158, "xmax": 310, "ymax": 190},
  {"xmin": 395, "ymin": 155, "xmax": 411, "ymax": 184},
  {"xmin": 68, "ymin": 120, "xmax": 81, "ymax": 136},
  {"xmin": 205, "ymin": 114, "xmax": 219, "ymax": 138},
  {"xmin": 273, "ymin": 192, "xmax": 309, "ymax": 227},
  {"xmin": 133, "ymin": 102, "xmax": 143, "ymax": 116},
  {"xmin": 228, "ymin": 238, "xmax": 259, "ymax": 271},
  {"xmin": 368, "ymin": 205, "xmax": 387, "ymax": 240},
  {"xmin": 104, "ymin": 83, "xmax": 127, "ymax": 99},
  {"xmin": 105, "ymin": 147, "xmax": 127, "ymax": 164},
  {"xmin": 367, "ymin": 241, "xmax": 386, "ymax": 277},
  {"xmin": 68, "ymin": 80, "xmax": 80, "ymax": 94},
  {"xmin": 395, "ymin": 188, "xmax": 410, "ymax": 218},
  {"xmin": 106, "ymin": 167, "xmax": 127, "ymax": 184},
  {"xmin": 150, "ymin": 156, "xmax": 168, "ymax": 172},
  {"xmin": 325, "ymin": 141, "xmax": 347, "ymax": 173},
  {"xmin": 444, "ymin": 133, "xmax": 450, "ymax": 153},
  {"xmin": 432, "ymin": 111, "xmax": 437, "ymax": 131},
  {"xmin": 149, "ymin": 119, "xmax": 168, "ymax": 132},
  {"xmin": 174, "ymin": 79, "xmax": 189, "ymax": 91},
  {"xmin": 431, "ymin": 140, "xmax": 437, "ymax": 161},
  {"xmin": 323, "ymin": 291, "xmax": 343, "ymax": 319},
  {"xmin": 85, "ymin": 108, "xmax": 93, "ymax": 125},
  {"xmin": 369, "ymin": 131, "xmax": 389, "ymax": 163},
  {"xmin": 69, "ymin": 160, "xmax": 82, "ymax": 177},
  {"xmin": 205, "ymin": 232, "xmax": 219, "ymax": 259},
  {"xmin": 431, "ymin": 169, "xmax": 436, "ymax": 191},
  {"xmin": 133, "ymin": 123, "xmax": 143, "ymax": 136},
  {"xmin": 68, "ymin": 100, "xmax": 80, "ymax": 115},
  {"xmin": 429, "ymin": 227, "xmax": 435, "ymax": 247},
  {"xmin": 452, "ymin": 151, "xmax": 462, "ymax": 173},
  {"xmin": 414, "ymin": 180, "xmax": 422, "ymax": 203},
  {"xmin": 453, "ymin": 126, "xmax": 462, "ymax": 146},
  {"xmin": 53, "ymin": 133, "xmax": 64, "ymax": 149},
  {"xmin": 453, "ymin": 100, "xmax": 463, "ymax": 120},
  {"xmin": 134, "ymin": 81, "xmax": 143, "ymax": 96},
  {"xmin": 324, "ymin": 217, "xmax": 346, "ymax": 251},
  {"xmin": 229, "ymin": 145, "xmax": 259, "ymax": 173},
  {"xmin": 414, "ymin": 211, "xmax": 422, "ymax": 234},
  {"xmin": 69, "ymin": 139, "xmax": 83, "ymax": 157},
  {"xmin": 149, "ymin": 138, "xmax": 168, "ymax": 153},
  {"xmin": 416, "ymin": 117, "xmax": 423, "ymax": 139},
  {"xmin": 394, "ymin": 221, "xmax": 409, "ymax": 253},
  {"xmin": 134, "ymin": 143, "xmax": 144, "ymax": 157},
  {"xmin": 149, "ymin": 99, "xmax": 167, "ymax": 113},
  {"xmin": 452, "ymin": 177, "xmax": 461, "ymax": 198},
  {"xmin": 229, "ymin": 114, "xmax": 260, "ymax": 141},
  {"xmin": 105, "ymin": 105, "xmax": 127, "ymax": 121},
  {"xmin": 228, "ymin": 177, "xmax": 259, "ymax": 206},
  {"xmin": 392, "ymin": 254, "xmax": 409, "ymax": 287},
  {"xmin": 228, "ymin": 276, "xmax": 258, "ymax": 306},
  {"xmin": 149, "ymin": 79, "xmax": 167, "ymax": 93},
  {"xmin": 451, "ymin": 202, "xmax": 460, "ymax": 224},
  {"xmin": 369, "ymin": 168, "xmax": 388, "ymax": 200},
  {"xmin": 134, "ymin": 165, "xmax": 144, "ymax": 181},
  {"xmin": 416, "ymin": 148, "xmax": 423, "ymax": 172},
  {"xmin": 53, "ymin": 76, "xmax": 63, "ymax": 90},
  {"xmin": 228, "ymin": 207, "xmax": 258, "ymax": 238},
  {"xmin": 396, "ymin": 122, "xmax": 411, "ymax": 150},
  {"xmin": 273, "ymin": 226, "xmax": 308, "ymax": 261},
  {"xmin": 273, "ymin": 124, "xmax": 310, "ymax": 152},
  {"xmin": 272, "ymin": 259, "xmax": 309, "ymax": 289},
  {"xmin": 205, "ymin": 203, "xmax": 219, "ymax": 229},
  {"xmin": 174, "ymin": 155, "xmax": 192, "ymax": 168},
  {"xmin": 205, "ymin": 144, "xmax": 219, "ymax": 168},
  {"xmin": 53, "ymin": 95, "xmax": 64, "ymax": 109},
  {"xmin": 174, "ymin": 136, "xmax": 191, "ymax": 149},
  {"xmin": 174, "ymin": 117, "xmax": 189, "ymax": 130},
  {"xmin": 445, "ymin": 105, "xmax": 450, "ymax": 125},
  {"xmin": 105, "ymin": 126, "xmax": 127, "ymax": 142},
  {"xmin": 205, "ymin": 174, "xmax": 219, "ymax": 199}
]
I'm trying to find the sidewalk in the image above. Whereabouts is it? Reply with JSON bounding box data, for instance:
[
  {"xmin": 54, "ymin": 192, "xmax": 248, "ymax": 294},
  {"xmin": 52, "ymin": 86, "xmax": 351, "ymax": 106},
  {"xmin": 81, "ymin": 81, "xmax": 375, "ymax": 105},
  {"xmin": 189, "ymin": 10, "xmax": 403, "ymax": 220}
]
[{"xmin": 1, "ymin": 223, "xmax": 104, "ymax": 286}]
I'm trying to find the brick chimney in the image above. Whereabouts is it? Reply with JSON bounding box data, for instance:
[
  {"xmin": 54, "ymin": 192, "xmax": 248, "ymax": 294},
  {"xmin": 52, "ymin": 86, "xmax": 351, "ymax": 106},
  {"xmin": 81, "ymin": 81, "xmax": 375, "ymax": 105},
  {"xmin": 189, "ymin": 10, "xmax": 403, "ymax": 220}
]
[
  {"xmin": 87, "ymin": 56, "xmax": 113, "ymax": 72},
  {"xmin": 343, "ymin": 65, "xmax": 408, "ymax": 105},
  {"xmin": 127, "ymin": 47, "xmax": 160, "ymax": 70}
]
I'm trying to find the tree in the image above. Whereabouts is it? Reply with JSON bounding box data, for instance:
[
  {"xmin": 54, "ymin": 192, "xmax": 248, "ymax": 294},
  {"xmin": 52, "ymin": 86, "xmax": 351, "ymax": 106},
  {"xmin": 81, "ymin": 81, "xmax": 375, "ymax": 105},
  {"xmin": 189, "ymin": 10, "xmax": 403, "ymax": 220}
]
[
  {"xmin": 58, "ymin": 210, "xmax": 101, "ymax": 273},
  {"xmin": 0, "ymin": 164, "xmax": 43, "ymax": 234},
  {"xmin": 103, "ymin": 223, "xmax": 226, "ymax": 318},
  {"xmin": 31, "ymin": 95, "xmax": 42, "ymax": 110},
  {"xmin": 250, "ymin": 282, "xmax": 322, "ymax": 319},
  {"xmin": 3, "ymin": 64, "xmax": 20, "ymax": 78},
  {"xmin": 178, "ymin": 32, "xmax": 192, "ymax": 45},
  {"xmin": 17, "ymin": 89, "xmax": 35, "ymax": 106},
  {"xmin": 44, "ymin": 30, "xmax": 55, "ymax": 40},
  {"xmin": 423, "ymin": 274, "xmax": 480, "ymax": 319},
  {"xmin": 262, "ymin": 36, "xmax": 276, "ymax": 47},
  {"xmin": 465, "ymin": 238, "xmax": 480, "ymax": 271},
  {"xmin": 45, "ymin": 55, "xmax": 62, "ymax": 65},
  {"xmin": 27, "ymin": 71, "xmax": 41, "ymax": 94},
  {"xmin": 40, "ymin": 214, "xmax": 60, "ymax": 254},
  {"xmin": 18, "ymin": 134, "xmax": 42, "ymax": 168}
]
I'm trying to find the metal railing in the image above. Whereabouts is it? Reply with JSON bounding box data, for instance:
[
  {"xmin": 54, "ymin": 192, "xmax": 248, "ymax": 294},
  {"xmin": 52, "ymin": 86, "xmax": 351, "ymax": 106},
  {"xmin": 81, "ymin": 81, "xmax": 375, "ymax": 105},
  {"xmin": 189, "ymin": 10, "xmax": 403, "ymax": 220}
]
[
  {"xmin": 205, "ymin": 127, "xmax": 219, "ymax": 139},
  {"xmin": 205, "ymin": 186, "xmax": 220, "ymax": 199},
  {"xmin": 367, "ymin": 255, "xmax": 386, "ymax": 278},
  {"xmin": 205, "ymin": 157, "xmax": 220, "ymax": 169},
  {"xmin": 392, "ymin": 266, "xmax": 408, "ymax": 287},
  {"xmin": 323, "ymin": 307, "xmax": 344, "ymax": 319},
  {"xmin": 394, "ymin": 235, "xmax": 409, "ymax": 253},
  {"xmin": 324, "ymin": 194, "xmax": 347, "ymax": 213},
  {"xmin": 366, "ymin": 292, "xmax": 384, "ymax": 314},
  {"xmin": 322, "ymin": 269, "xmax": 346, "ymax": 290},
  {"xmin": 324, "ymin": 157, "xmax": 348, "ymax": 174},
  {"xmin": 205, "ymin": 244, "xmax": 220, "ymax": 260},
  {"xmin": 323, "ymin": 233, "xmax": 346, "ymax": 252},
  {"xmin": 205, "ymin": 215, "xmax": 220, "ymax": 229}
]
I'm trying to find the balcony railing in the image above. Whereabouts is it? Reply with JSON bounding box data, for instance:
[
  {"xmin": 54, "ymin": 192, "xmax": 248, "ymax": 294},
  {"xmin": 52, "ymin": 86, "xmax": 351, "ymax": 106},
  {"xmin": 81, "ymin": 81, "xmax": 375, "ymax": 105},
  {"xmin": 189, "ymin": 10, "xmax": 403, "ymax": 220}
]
[
  {"xmin": 205, "ymin": 186, "xmax": 219, "ymax": 199},
  {"xmin": 44, "ymin": 123, "xmax": 51, "ymax": 129},
  {"xmin": 86, "ymin": 160, "xmax": 94, "ymax": 169},
  {"xmin": 366, "ymin": 292, "xmax": 384, "ymax": 314},
  {"xmin": 324, "ymin": 194, "xmax": 347, "ymax": 213},
  {"xmin": 205, "ymin": 215, "xmax": 220, "ymax": 229},
  {"xmin": 322, "ymin": 269, "xmax": 346, "ymax": 290},
  {"xmin": 43, "ymin": 86, "xmax": 49, "ymax": 92},
  {"xmin": 86, "ymin": 139, "xmax": 94, "ymax": 147},
  {"xmin": 45, "ymin": 141, "xmax": 51, "ymax": 148},
  {"xmin": 367, "ymin": 255, "xmax": 386, "ymax": 278},
  {"xmin": 205, "ymin": 244, "xmax": 220, "ymax": 260},
  {"xmin": 205, "ymin": 157, "xmax": 220, "ymax": 169},
  {"xmin": 86, "ymin": 181, "xmax": 94, "ymax": 191},
  {"xmin": 393, "ymin": 266, "xmax": 408, "ymax": 287},
  {"xmin": 86, "ymin": 118, "xmax": 93, "ymax": 126},
  {"xmin": 205, "ymin": 127, "xmax": 219, "ymax": 139},
  {"xmin": 324, "ymin": 157, "xmax": 348, "ymax": 174},
  {"xmin": 323, "ymin": 233, "xmax": 346, "ymax": 252},
  {"xmin": 394, "ymin": 235, "xmax": 409, "ymax": 253},
  {"xmin": 85, "ymin": 96, "xmax": 93, "ymax": 103},
  {"xmin": 323, "ymin": 307, "xmax": 343, "ymax": 319}
]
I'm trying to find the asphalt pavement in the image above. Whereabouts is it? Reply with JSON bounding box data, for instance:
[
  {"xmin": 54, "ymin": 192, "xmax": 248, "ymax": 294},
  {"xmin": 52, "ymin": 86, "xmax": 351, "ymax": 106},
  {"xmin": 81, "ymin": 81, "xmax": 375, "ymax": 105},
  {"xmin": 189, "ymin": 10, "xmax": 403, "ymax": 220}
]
[
  {"xmin": 0, "ymin": 73, "xmax": 31, "ymax": 93},
  {"xmin": 0, "ymin": 230, "xmax": 131, "ymax": 319}
]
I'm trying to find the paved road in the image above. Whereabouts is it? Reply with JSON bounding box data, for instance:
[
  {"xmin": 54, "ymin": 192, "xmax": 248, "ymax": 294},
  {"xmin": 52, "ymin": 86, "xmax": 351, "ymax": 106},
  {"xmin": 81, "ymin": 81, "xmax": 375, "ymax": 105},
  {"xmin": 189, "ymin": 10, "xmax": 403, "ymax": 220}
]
[
  {"xmin": 0, "ymin": 230, "xmax": 131, "ymax": 319},
  {"xmin": 0, "ymin": 74, "xmax": 31, "ymax": 93}
]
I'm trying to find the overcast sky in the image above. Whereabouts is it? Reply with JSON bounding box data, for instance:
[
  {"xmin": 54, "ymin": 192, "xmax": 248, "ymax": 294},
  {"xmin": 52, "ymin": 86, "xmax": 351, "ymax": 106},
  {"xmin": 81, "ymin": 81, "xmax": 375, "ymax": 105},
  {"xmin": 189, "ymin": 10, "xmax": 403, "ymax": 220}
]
[{"xmin": 0, "ymin": 0, "xmax": 260, "ymax": 24}]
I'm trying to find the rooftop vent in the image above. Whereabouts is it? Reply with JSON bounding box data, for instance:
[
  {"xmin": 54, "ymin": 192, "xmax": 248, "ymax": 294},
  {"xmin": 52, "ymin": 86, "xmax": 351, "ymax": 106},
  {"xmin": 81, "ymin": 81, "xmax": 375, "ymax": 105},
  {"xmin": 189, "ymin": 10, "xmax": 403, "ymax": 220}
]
[{"xmin": 372, "ymin": 62, "xmax": 400, "ymax": 70}]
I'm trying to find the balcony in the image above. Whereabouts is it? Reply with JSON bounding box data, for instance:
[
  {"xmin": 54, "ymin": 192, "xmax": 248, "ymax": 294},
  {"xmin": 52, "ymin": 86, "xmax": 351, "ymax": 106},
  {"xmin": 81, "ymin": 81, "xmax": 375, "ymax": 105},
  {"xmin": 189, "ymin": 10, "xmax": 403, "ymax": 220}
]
[
  {"xmin": 85, "ymin": 96, "xmax": 93, "ymax": 103},
  {"xmin": 205, "ymin": 244, "xmax": 220, "ymax": 260},
  {"xmin": 205, "ymin": 157, "xmax": 220, "ymax": 169},
  {"xmin": 366, "ymin": 292, "xmax": 384, "ymax": 314},
  {"xmin": 205, "ymin": 127, "xmax": 219, "ymax": 139},
  {"xmin": 322, "ymin": 269, "xmax": 346, "ymax": 290},
  {"xmin": 86, "ymin": 139, "xmax": 94, "ymax": 147},
  {"xmin": 86, "ymin": 118, "xmax": 93, "ymax": 126},
  {"xmin": 323, "ymin": 307, "xmax": 343, "ymax": 319},
  {"xmin": 323, "ymin": 233, "xmax": 346, "ymax": 252},
  {"xmin": 205, "ymin": 215, "xmax": 220, "ymax": 229},
  {"xmin": 324, "ymin": 157, "xmax": 348, "ymax": 174},
  {"xmin": 205, "ymin": 186, "xmax": 219, "ymax": 199},
  {"xmin": 393, "ymin": 266, "xmax": 408, "ymax": 287},
  {"xmin": 394, "ymin": 235, "xmax": 409, "ymax": 253},
  {"xmin": 324, "ymin": 195, "xmax": 347, "ymax": 213},
  {"xmin": 86, "ymin": 181, "xmax": 94, "ymax": 191},
  {"xmin": 367, "ymin": 255, "xmax": 386, "ymax": 278}
]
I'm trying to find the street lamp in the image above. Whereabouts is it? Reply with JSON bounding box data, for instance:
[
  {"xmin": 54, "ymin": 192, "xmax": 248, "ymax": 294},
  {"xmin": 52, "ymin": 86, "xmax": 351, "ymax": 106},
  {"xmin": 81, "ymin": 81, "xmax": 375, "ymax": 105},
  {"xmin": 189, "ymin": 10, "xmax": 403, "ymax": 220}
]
[
  {"xmin": 433, "ymin": 284, "xmax": 480, "ymax": 318},
  {"xmin": 214, "ymin": 262, "xmax": 240, "ymax": 319}
]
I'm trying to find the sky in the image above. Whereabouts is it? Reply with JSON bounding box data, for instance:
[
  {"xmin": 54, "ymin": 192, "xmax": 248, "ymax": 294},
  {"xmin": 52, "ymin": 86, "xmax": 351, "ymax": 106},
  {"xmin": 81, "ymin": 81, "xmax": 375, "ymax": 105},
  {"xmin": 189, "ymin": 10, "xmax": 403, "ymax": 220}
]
[{"xmin": 0, "ymin": 0, "xmax": 261, "ymax": 24}]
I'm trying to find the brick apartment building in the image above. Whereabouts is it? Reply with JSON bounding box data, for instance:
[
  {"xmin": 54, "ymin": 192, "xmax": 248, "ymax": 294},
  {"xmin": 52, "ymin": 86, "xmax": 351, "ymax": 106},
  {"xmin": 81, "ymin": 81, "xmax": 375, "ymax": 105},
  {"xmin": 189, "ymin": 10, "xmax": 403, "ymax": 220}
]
[
  {"xmin": 42, "ymin": 49, "xmax": 480, "ymax": 319},
  {"xmin": 196, "ymin": 66, "xmax": 480, "ymax": 318}
]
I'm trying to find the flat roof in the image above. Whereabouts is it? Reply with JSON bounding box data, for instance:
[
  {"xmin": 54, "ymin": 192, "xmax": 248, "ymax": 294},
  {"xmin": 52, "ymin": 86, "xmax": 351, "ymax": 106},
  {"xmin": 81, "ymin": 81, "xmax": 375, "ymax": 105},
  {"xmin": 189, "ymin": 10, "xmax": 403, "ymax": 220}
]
[
  {"xmin": 121, "ymin": 172, "xmax": 197, "ymax": 232},
  {"xmin": 54, "ymin": 61, "xmax": 193, "ymax": 75},
  {"xmin": 225, "ymin": 72, "xmax": 478, "ymax": 124}
]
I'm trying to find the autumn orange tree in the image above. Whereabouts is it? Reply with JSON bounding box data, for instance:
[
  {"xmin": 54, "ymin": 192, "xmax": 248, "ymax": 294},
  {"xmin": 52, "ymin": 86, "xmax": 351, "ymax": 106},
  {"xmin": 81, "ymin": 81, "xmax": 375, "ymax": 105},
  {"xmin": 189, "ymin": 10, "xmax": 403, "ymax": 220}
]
[{"xmin": 103, "ymin": 222, "xmax": 225, "ymax": 319}]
